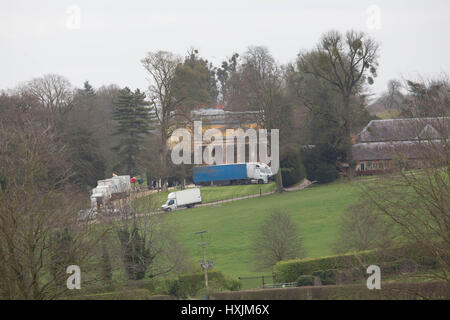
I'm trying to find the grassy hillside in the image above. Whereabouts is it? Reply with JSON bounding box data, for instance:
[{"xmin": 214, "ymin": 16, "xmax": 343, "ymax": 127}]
[
  {"xmin": 142, "ymin": 182, "xmax": 276, "ymax": 207},
  {"xmin": 164, "ymin": 181, "xmax": 360, "ymax": 279}
]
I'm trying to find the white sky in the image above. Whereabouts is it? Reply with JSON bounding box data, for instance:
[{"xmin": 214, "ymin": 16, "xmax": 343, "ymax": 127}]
[{"xmin": 1, "ymin": 0, "xmax": 450, "ymax": 98}]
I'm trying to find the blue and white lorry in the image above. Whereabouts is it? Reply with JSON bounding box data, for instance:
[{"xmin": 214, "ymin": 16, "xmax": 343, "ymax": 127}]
[{"xmin": 193, "ymin": 162, "xmax": 273, "ymax": 186}]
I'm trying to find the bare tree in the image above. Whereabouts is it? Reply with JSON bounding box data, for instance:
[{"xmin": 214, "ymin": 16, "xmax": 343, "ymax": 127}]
[
  {"xmin": 400, "ymin": 75, "xmax": 450, "ymax": 118},
  {"xmin": 0, "ymin": 108, "xmax": 105, "ymax": 299},
  {"xmin": 298, "ymin": 30, "xmax": 379, "ymax": 176},
  {"xmin": 113, "ymin": 195, "xmax": 192, "ymax": 280},
  {"xmin": 141, "ymin": 51, "xmax": 185, "ymax": 191},
  {"xmin": 19, "ymin": 74, "xmax": 74, "ymax": 114},
  {"xmin": 229, "ymin": 46, "xmax": 290, "ymax": 192},
  {"xmin": 383, "ymin": 79, "xmax": 403, "ymax": 110},
  {"xmin": 334, "ymin": 202, "xmax": 396, "ymax": 253},
  {"xmin": 252, "ymin": 209, "xmax": 304, "ymax": 270}
]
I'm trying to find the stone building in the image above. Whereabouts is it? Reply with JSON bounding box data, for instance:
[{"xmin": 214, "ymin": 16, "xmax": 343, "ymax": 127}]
[{"xmin": 352, "ymin": 117, "xmax": 450, "ymax": 175}]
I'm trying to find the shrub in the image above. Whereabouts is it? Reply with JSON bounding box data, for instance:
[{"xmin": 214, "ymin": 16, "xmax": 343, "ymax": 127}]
[
  {"xmin": 273, "ymin": 244, "xmax": 439, "ymax": 284},
  {"xmin": 280, "ymin": 145, "xmax": 306, "ymax": 187},
  {"xmin": 312, "ymin": 269, "xmax": 338, "ymax": 285},
  {"xmin": 310, "ymin": 162, "xmax": 338, "ymax": 183},
  {"xmin": 165, "ymin": 270, "xmax": 241, "ymax": 298},
  {"xmin": 296, "ymin": 275, "xmax": 315, "ymax": 287},
  {"xmin": 70, "ymin": 289, "xmax": 152, "ymax": 300},
  {"xmin": 212, "ymin": 281, "xmax": 450, "ymax": 300},
  {"xmin": 302, "ymin": 147, "xmax": 338, "ymax": 184},
  {"xmin": 126, "ymin": 278, "xmax": 162, "ymax": 293},
  {"xmin": 273, "ymin": 250, "xmax": 381, "ymax": 283}
]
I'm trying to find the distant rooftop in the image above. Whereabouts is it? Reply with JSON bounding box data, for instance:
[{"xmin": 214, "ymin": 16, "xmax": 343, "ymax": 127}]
[
  {"xmin": 357, "ymin": 117, "xmax": 450, "ymax": 143},
  {"xmin": 190, "ymin": 107, "xmax": 261, "ymax": 125},
  {"xmin": 353, "ymin": 116, "xmax": 450, "ymax": 161}
]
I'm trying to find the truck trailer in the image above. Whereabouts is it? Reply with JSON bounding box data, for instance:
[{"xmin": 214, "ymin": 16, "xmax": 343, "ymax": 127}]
[
  {"xmin": 193, "ymin": 162, "xmax": 273, "ymax": 186},
  {"xmin": 90, "ymin": 175, "xmax": 131, "ymax": 213},
  {"xmin": 161, "ymin": 188, "xmax": 202, "ymax": 211}
]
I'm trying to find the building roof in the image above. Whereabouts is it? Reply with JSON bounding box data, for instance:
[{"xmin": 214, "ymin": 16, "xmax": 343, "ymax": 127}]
[
  {"xmin": 353, "ymin": 117, "xmax": 450, "ymax": 161},
  {"xmin": 190, "ymin": 108, "xmax": 261, "ymax": 125},
  {"xmin": 357, "ymin": 117, "xmax": 450, "ymax": 143},
  {"xmin": 352, "ymin": 141, "xmax": 423, "ymax": 161}
]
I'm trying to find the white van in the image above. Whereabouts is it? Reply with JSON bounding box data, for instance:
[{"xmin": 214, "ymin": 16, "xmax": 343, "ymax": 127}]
[{"xmin": 161, "ymin": 188, "xmax": 202, "ymax": 211}]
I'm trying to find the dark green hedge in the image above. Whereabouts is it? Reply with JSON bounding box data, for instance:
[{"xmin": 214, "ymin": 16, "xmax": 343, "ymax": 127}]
[
  {"xmin": 273, "ymin": 245, "xmax": 438, "ymax": 284},
  {"xmin": 212, "ymin": 281, "xmax": 449, "ymax": 300},
  {"xmin": 166, "ymin": 270, "xmax": 241, "ymax": 298},
  {"xmin": 69, "ymin": 288, "xmax": 152, "ymax": 300},
  {"xmin": 296, "ymin": 275, "xmax": 315, "ymax": 287},
  {"xmin": 273, "ymin": 250, "xmax": 382, "ymax": 283}
]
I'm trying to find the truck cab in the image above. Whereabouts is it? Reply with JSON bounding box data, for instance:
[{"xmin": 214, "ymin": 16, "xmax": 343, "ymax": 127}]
[
  {"xmin": 162, "ymin": 193, "xmax": 177, "ymax": 211},
  {"xmin": 248, "ymin": 162, "xmax": 273, "ymax": 184},
  {"xmin": 259, "ymin": 163, "xmax": 273, "ymax": 183}
]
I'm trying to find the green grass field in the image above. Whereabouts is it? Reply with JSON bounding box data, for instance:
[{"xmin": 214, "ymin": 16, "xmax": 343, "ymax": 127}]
[{"xmin": 163, "ymin": 181, "xmax": 360, "ymax": 279}]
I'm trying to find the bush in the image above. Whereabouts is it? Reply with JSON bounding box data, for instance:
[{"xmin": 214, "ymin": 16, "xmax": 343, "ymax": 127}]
[
  {"xmin": 273, "ymin": 250, "xmax": 381, "ymax": 283},
  {"xmin": 296, "ymin": 275, "xmax": 315, "ymax": 286},
  {"xmin": 126, "ymin": 278, "xmax": 162, "ymax": 293},
  {"xmin": 280, "ymin": 145, "xmax": 306, "ymax": 187},
  {"xmin": 302, "ymin": 147, "xmax": 338, "ymax": 184},
  {"xmin": 309, "ymin": 162, "xmax": 338, "ymax": 183},
  {"xmin": 312, "ymin": 269, "xmax": 337, "ymax": 285},
  {"xmin": 70, "ymin": 289, "xmax": 152, "ymax": 300},
  {"xmin": 212, "ymin": 281, "xmax": 450, "ymax": 300},
  {"xmin": 165, "ymin": 270, "xmax": 241, "ymax": 298},
  {"xmin": 273, "ymin": 244, "xmax": 439, "ymax": 284}
]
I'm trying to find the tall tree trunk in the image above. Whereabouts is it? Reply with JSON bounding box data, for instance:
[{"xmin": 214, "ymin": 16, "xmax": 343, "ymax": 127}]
[
  {"xmin": 160, "ymin": 130, "xmax": 168, "ymax": 192},
  {"xmin": 275, "ymin": 169, "xmax": 283, "ymax": 193},
  {"xmin": 343, "ymin": 95, "xmax": 354, "ymax": 179}
]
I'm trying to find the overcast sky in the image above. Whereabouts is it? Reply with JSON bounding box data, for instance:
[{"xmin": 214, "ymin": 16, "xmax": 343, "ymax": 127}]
[{"xmin": 1, "ymin": 0, "xmax": 450, "ymax": 98}]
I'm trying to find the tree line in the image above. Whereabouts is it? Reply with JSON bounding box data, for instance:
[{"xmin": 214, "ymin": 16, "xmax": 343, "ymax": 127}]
[{"xmin": 0, "ymin": 29, "xmax": 386, "ymax": 195}]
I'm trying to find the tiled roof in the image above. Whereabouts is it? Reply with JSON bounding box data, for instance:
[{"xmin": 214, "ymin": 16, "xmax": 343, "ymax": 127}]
[{"xmin": 357, "ymin": 117, "xmax": 450, "ymax": 143}]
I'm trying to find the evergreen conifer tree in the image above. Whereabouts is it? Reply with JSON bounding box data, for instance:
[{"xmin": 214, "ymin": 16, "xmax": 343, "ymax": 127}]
[{"xmin": 112, "ymin": 87, "xmax": 152, "ymax": 175}]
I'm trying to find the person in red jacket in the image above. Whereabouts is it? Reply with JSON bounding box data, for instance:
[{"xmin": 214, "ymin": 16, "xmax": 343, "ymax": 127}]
[{"xmin": 131, "ymin": 177, "xmax": 137, "ymax": 191}]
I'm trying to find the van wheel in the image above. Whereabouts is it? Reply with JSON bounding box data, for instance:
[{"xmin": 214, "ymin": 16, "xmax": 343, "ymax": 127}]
[
  {"xmin": 167, "ymin": 208, "xmax": 172, "ymax": 212},
  {"xmin": 258, "ymin": 179, "xmax": 263, "ymax": 184}
]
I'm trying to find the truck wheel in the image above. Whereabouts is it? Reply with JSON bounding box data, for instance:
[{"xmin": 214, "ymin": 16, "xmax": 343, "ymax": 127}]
[{"xmin": 258, "ymin": 179, "xmax": 263, "ymax": 184}]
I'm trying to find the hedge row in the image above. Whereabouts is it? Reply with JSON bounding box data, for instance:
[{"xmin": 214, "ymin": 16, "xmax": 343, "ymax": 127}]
[
  {"xmin": 69, "ymin": 288, "xmax": 153, "ymax": 300},
  {"xmin": 274, "ymin": 250, "xmax": 381, "ymax": 283},
  {"xmin": 274, "ymin": 245, "xmax": 438, "ymax": 283},
  {"xmin": 68, "ymin": 289, "xmax": 173, "ymax": 300},
  {"xmin": 212, "ymin": 281, "xmax": 449, "ymax": 300},
  {"xmin": 165, "ymin": 270, "xmax": 241, "ymax": 298},
  {"xmin": 307, "ymin": 258, "xmax": 428, "ymax": 286}
]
